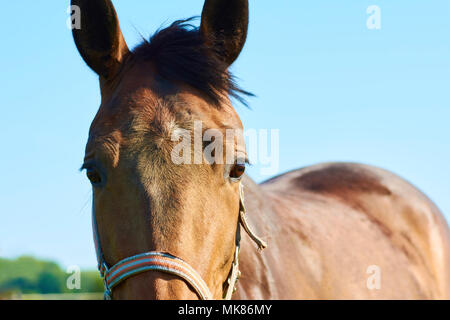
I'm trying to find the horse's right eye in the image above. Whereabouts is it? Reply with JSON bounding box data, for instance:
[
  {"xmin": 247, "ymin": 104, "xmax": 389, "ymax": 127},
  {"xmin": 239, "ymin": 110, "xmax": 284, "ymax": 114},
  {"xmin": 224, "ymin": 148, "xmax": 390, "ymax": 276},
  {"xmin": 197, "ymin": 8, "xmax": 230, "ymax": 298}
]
[{"xmin": 86, "ymin": 168, "xmax": 102, "ymax": 185}]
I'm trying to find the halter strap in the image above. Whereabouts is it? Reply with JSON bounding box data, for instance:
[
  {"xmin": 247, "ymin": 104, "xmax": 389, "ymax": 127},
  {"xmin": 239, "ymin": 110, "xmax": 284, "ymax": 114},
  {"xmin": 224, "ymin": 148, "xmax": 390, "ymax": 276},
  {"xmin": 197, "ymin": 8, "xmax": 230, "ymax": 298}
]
[
  {"xmin": 103, "ymin": 252, "xmax": 212, "ymax": 300},
  {"xmin": 92, "ymin": 182, "xmax": 266, "ymax": 300}
]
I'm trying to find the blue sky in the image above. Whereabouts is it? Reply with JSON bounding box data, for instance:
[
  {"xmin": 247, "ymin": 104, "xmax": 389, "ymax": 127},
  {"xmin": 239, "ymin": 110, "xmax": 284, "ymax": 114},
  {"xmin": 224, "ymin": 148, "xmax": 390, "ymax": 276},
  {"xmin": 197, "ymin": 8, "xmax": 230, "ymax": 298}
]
[{"xmin": 0, "ymin": 1, "xmax": 449, "ymax": 268}]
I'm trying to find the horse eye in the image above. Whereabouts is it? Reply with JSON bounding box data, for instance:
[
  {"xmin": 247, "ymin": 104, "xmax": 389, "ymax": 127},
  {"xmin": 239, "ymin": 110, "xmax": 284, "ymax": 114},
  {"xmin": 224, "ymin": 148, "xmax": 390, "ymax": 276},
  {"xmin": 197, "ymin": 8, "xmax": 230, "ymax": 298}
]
[
  {"xmin": 86, "ymin": 168, "xmax": 102, "ymax": 185},
  {"xmin": 230, "ymin": 163, "xmax": 246, "ymax": 180}
]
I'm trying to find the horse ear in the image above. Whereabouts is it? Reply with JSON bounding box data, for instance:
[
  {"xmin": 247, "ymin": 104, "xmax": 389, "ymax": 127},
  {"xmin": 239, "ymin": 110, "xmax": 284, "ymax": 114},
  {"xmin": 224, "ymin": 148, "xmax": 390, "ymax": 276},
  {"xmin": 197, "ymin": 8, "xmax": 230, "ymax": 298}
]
[
  {"xmin": 71, "ymin": 0, "xmax": 129, "ymax": 78},
  {"xmin": 200, "ymin": 0, "xmax": 249, "ymax": 66}
]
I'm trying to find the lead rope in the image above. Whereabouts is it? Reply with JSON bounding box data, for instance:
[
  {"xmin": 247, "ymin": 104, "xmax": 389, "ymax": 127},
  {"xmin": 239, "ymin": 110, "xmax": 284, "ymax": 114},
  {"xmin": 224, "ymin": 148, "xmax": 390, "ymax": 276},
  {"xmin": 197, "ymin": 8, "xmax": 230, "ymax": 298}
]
[
  {"xmin": 223, "ymin": 183, "xmax": 267, "ymax": 300},
  {"xmin": 238, "ymin": 183, "xmax": 268, "ymax": 251}
]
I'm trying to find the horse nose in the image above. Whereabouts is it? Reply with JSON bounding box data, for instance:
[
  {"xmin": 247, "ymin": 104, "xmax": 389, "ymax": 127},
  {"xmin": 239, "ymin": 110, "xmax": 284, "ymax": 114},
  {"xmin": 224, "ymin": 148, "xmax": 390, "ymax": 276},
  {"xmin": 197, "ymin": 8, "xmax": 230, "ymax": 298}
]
[{"xmin": 111, "ymin": 271, "xmax": 200, "ymax": 300}]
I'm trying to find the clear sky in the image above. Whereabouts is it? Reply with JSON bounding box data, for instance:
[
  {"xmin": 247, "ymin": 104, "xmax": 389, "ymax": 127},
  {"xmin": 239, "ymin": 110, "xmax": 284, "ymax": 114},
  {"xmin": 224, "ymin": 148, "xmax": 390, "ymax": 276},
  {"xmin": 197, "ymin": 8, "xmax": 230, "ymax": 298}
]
[{"xmin": 0, "ymin": 1, "xmax": 449, "ymax": 269}]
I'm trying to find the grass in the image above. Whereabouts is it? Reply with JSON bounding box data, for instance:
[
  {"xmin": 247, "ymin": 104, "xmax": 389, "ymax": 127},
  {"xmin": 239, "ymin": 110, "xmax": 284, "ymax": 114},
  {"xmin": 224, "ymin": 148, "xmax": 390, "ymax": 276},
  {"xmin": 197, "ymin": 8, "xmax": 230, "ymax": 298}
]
[{"xmin": 5, "ymin": 293, "xmax": 103, "ymax": 300}]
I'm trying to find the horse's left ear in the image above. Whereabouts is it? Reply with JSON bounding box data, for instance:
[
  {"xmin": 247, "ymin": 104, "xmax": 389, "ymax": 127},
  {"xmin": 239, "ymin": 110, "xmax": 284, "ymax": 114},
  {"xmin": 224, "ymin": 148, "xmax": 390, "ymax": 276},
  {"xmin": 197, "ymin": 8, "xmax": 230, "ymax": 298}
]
[{"xmin": 200, "ymin": 0, "xmax": 249, "ymax": 67}]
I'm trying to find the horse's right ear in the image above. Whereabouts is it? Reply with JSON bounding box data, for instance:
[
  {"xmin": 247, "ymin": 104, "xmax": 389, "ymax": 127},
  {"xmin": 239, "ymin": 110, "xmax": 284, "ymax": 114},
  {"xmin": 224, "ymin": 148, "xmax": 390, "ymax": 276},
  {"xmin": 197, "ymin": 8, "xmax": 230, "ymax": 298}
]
[{"xmin": 71, "ymin": 0, "xmax": 129, "ymax": 78}]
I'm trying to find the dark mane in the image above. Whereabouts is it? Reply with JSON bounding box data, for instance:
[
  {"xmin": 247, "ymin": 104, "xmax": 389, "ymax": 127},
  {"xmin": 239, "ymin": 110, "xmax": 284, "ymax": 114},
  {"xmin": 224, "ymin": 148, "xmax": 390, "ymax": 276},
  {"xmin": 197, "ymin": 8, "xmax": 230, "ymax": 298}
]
[{"xmin": 132, "ymin": 18, "xmax": 253, "ymax": 107}]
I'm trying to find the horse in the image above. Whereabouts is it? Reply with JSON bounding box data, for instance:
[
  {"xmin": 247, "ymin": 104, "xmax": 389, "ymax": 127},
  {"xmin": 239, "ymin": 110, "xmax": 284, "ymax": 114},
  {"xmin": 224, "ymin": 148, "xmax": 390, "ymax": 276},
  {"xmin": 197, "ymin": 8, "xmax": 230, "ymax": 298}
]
[{"xmin": 72, "ymin": 0, "xmax": 450, "ymax": 299}]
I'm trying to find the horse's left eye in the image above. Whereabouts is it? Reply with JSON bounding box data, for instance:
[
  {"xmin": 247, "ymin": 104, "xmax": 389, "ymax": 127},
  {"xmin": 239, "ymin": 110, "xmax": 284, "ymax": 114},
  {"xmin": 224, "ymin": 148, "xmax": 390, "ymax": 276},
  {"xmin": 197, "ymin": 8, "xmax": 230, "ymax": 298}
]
[{"xmin": 230, "ymin": 163, "xmax": 246, "ymax": 180}]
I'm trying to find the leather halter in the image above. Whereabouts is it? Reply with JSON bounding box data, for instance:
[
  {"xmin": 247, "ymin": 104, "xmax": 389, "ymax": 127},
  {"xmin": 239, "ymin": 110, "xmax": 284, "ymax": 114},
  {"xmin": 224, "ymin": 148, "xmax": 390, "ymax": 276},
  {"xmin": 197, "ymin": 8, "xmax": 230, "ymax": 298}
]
[{"xmin": 92, "ymin": 183, "xmax": 267, "ymax": 300}]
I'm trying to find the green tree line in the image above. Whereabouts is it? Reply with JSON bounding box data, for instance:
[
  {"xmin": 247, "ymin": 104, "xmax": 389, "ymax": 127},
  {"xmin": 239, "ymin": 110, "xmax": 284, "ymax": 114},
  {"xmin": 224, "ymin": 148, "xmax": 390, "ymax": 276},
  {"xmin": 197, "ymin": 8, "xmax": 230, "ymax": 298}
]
[{"xmin": 0, "ymin": 256, "xmax": 103, "ymax": 294}]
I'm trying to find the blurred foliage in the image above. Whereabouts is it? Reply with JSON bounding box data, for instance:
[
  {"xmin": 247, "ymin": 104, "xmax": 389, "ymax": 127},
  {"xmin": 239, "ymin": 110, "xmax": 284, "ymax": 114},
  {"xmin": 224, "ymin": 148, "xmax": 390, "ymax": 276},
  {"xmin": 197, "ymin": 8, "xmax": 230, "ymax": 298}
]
[{"xmin": 0, "ymin": 256, "xmax": 103, "ymax": 295}]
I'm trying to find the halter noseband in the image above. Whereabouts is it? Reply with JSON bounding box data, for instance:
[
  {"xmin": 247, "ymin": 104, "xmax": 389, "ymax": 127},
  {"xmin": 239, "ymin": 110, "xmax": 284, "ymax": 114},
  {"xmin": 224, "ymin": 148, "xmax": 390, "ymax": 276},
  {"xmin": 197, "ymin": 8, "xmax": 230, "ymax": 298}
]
[{"xmin": 92, "ymin": 183, "xmax": 267, "ymax": 300}]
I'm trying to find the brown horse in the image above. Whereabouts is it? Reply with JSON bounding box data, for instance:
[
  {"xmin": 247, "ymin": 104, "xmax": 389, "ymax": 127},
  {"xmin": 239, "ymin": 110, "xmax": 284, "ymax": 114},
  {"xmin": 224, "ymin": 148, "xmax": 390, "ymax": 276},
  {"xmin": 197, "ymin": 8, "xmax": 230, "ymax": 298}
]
[{"xmin": 72, "ymin": 0, "xmax": 450, "ymax": 299}]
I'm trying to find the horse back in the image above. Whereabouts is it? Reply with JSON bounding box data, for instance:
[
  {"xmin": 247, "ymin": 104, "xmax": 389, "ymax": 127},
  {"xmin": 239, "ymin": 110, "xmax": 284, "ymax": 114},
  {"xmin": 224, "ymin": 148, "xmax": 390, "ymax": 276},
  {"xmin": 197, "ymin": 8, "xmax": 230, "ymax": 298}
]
[{"xmin": 236, "ymin": 163, "xmax": 450, "ymax": 299}]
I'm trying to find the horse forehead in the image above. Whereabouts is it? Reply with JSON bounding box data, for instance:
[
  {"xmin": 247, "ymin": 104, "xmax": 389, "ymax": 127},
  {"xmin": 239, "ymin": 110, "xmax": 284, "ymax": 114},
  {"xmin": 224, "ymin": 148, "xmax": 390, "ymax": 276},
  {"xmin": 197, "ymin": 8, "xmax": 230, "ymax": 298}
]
[
  {"xmin": 97, "ymin": 87, "xmax": 242, "ymax": 135},
  {"xmin": 85, "ymin": 92, "xmax": 242, "ymax": 161},
  {"xmin": 87, "ymin": 60, "xmax": 244, "ymax": 155},
  {"xmin": 115, "ymin": 60, "xmax": 243, "ymax": 128}
]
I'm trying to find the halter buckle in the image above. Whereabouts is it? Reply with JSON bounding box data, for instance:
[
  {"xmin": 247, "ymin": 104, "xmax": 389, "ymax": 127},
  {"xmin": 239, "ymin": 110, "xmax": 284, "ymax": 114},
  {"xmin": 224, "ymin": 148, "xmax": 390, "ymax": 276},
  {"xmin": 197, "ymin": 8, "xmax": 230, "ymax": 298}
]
[{"xmin": 100, "ymin": 263, "xmax": 112, "ymax": 300}]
